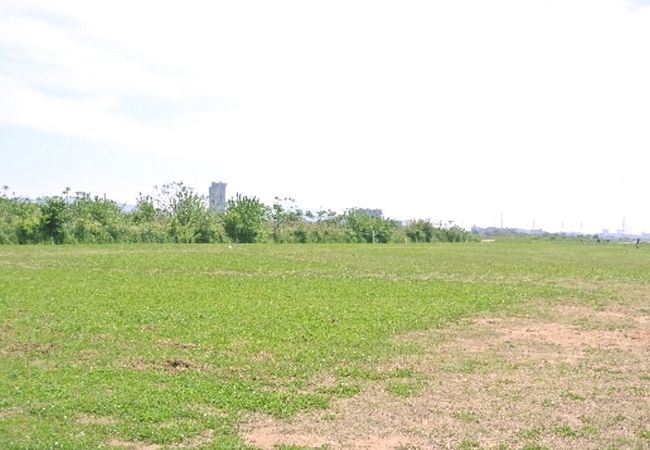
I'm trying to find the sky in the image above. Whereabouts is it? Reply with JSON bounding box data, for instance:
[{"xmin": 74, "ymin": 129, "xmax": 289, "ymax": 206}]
[{"xmin": 1, "ymin": 0, "xmax": 650, "ymax": 234}]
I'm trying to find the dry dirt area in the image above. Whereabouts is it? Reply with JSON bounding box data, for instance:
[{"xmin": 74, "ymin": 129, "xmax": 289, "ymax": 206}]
[
  {"xmin": 107, "ymin": 429, "xmax": 215, "ymax": 450},
  {"xmin": 241, "ymin": 296, "xmax": 650, "ymax": 450}
]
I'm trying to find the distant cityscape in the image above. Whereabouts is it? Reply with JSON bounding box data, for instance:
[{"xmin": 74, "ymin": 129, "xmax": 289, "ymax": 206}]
[{"xmin": 471, "ymin": 226, "xmax": 650, "ymax": 241}]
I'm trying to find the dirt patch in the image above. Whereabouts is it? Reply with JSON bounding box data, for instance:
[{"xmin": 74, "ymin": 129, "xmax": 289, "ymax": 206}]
[
  {"xmin": 107, "ymin": 430, "xmax": 214, "ymax": 450},
  {"xmin": 165, "ymin": 359, "xmax": 193, "ymax": 370},
  {"xmin": 1, "ymin": 342, "xmax": 60, "ymax": 355},
  {"xmin": 245, "ymin": 417, "xmax": 413, "ymax": 450},
  {"xmin": 129, "ymin": 358, "xmax": 200, "ymax": 374},
  {"xmin": 107, "ymin": 439, "xmax": 160, "ymax": 450},
  {"xmin": 241, "ymin": 299, "xmax": 650, "ymax": 449},
  {"xmin": 0, "ymin": 407, "xmax": 22, "ymax": 420},
  {"xmin": 0, "ymin": 320, "xmax": 13, "ymax": 336},
  {"xmin": 463, "ymin": 318, "xmax": 649, "ymax": 363},
  {"xmin": 157, "ymin": 338, "xmax": 199, "ymax": 350}
]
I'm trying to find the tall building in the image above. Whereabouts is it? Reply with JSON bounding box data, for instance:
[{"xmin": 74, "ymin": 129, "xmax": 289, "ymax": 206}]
[{"xmin": 209, "ymin": 182, "xmax": 227, "ymax": 212}]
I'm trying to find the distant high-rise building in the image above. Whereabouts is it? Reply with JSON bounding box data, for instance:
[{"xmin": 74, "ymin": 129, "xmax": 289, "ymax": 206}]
[
  {"xmin": 356, "ymin": 208, "xmax": 383, "ymax": 218},
  {"xmin": 209, "ymin": 182, "xmax": 227, "ymax": 211}
]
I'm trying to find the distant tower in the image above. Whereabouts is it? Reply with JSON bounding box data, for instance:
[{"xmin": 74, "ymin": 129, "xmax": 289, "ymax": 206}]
[{"xmin": 209, "ymin": 182, "xmax": 227, "ymax": 212}]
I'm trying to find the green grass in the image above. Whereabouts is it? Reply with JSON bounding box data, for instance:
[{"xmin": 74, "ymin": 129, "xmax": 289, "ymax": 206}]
[
  {"xmin": 385, "ymin": 381, "xmax": 421, "ymax": 398},
  {"xmin": 1, "ymin": 241, "xmax": 648, "ymax": 448}
]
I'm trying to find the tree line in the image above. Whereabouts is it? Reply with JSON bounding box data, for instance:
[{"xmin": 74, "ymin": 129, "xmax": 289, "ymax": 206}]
[{"xmin": 0, "ymin": 183, "xmax": 475, "ymax": 244}]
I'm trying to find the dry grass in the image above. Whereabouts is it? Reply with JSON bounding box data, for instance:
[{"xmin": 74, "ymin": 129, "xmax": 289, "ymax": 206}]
[
  {"xmin": 241, "ymin": 292, "xmax": 650, "ymax": 449},
  {"xmin": 107, "ymin": 430, "xmax": 215, "ymax": 450},
  {"xmin": 0, "ymin": 408, "xmax": 22, "ymax": 421}
]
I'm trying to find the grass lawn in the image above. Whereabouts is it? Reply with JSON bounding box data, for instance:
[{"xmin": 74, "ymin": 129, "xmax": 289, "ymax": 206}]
[{"xmin": 0, "ymin": 242, "xmax": 648, "ymax": 449}]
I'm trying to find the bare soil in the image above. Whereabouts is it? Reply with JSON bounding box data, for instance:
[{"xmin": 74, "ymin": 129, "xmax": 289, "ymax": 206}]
[
  {"xmin": 107, "ymin": 429, "xmax": 214, "ymax": 450},
  {"xmin": 241, "ymin": 296, "xmax": 650, "ymax": 449},
  {"xmin": 128, "ymin": 358, "xmax": 204, "ymax": 374}
]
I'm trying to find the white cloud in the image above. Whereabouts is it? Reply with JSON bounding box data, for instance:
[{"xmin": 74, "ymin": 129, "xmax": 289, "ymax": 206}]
[{"xmin": 1, "ymin": 0, "xmax": 650, "ymax": 231}]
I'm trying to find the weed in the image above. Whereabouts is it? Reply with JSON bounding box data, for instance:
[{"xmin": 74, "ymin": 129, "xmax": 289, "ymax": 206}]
[
  {"xmin": 453, "ymin": 410, "xmax": 480, "ymax": 424},
  {"xmin": 519, "ymin": 428, "xmax": 542, "ymax": 439},
  {"xmin": 386, "ymin": 381, "xmax": 420, "ymax": 398},
  {"xmin": 553, "ymin": 424, "xmax": 579, "ymax": 437},
  {"xmin": 562, "ymin": 391, "xmax": 586, "ymax": 401},
  {"xmin": 521, "ymin": 445, "xmax": 549, "ymax": 450},
  {"xmin": 316, "ymin": 384, "xmax": 361, "ymax": 397},
  {"xmin": 458, "ymin": 439, "xmax": 481, "ymax": 449}
]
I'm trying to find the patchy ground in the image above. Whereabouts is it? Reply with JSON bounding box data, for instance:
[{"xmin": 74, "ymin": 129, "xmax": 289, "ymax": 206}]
[
  {"xmin": 241, "ymin": 295, "xmax": 650, "ymax": 450},
  {"xmin": 106, "ymin": 430, "xmax": 215, "ymax": 450}
]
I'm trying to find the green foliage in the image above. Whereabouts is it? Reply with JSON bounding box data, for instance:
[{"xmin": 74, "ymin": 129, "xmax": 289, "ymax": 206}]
[
  {"xmin": 68, "ymin": 192, "xmax": 124, "ymax": 243},
  {"xmin": 344, "ymin": 209, "xmax": 398, "ymax": 243},
  {"xmin": 223, "ymin": 193, "xmax": 268, "ymax": 243},
  {"xmin": 39, "ymin": 197, "xmax": 69, "ymax": 244},
  {"xmin": 405, "ymin": 219, "xmax": 476, "ymax": 242},
  {"xmin": 0, "ymin": 195, "xmax": 41, "ymax": 244},
  {"xmin": 270, "ymin": 197, "xmax": 307, "ymax": 243},
  {"xmin": 155, "ymin": 182, "xmax": 224, "ymax": 243},
  {"xmin": 0, "ymin": 183, "xmax": 482, "ymax": 245},
  {"xmin": 130, "ymin": 193, "xmax": 157, "ymax": 224},
  {"xmin": 301, "ymin": 210, "xmax": 348, "ymax": 243}
]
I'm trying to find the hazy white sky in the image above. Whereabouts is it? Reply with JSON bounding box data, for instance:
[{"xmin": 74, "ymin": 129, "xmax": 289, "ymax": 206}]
[{"xmin": 1, "ymin": 0, "xmax": 650, "ymax": 233}]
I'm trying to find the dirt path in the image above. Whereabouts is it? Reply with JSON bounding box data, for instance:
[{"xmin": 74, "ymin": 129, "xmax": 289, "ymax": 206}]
[{"xmin": 241, "ymin": 298, "xmax": 650, "ymax": 449}]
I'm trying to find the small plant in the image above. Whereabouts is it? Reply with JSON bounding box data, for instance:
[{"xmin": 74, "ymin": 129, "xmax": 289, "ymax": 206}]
[
  {"xmin": 336, "ymin": 367, "xmax": 384, "ymax": 380},
  {"xmin": 452, "ymin": 410, "xmax": 480, "ymax": 424},
  {"xmin": 335, "ymin": 367, "xmax": 414, "ymax": 380},
  {"xmin": 316, "ymin": 384, "xmax": 361, "ymax": 398},
  {"xmin": 385, "ymin": 367, "xmax": 414, "ymax": 378},
  {"xmin": 519, "ymin": 428, "xmax": 542, "ymax": 439},
  {"xmin": 521, "ymin": 445, "xmax": 549, "ymax": 450},
  {"xmin": 458, "ymin": 439, "xmax": 481, "ymax": 449},
  {"xmin": 553, "ymin": 424, "xmax": 579, "ymax": 437},
  {"xmin": 562, "ymin": 391, "xmax": 586, "ymax": 401},
  {"xmin": 386, "ymin": 381, "xmax": 420, "ymax": 397}
]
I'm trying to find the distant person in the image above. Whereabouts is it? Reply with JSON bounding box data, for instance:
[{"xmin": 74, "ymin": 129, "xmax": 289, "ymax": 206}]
[{"xmin": 636, "ymin": 238, "xmax": 640, "ymax": 248}]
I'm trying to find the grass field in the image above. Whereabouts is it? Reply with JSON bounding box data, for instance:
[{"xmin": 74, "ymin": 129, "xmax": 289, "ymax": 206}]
[{"xmin": 1, "ymin": 242, "xmax": 649, "ymax": 449}]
